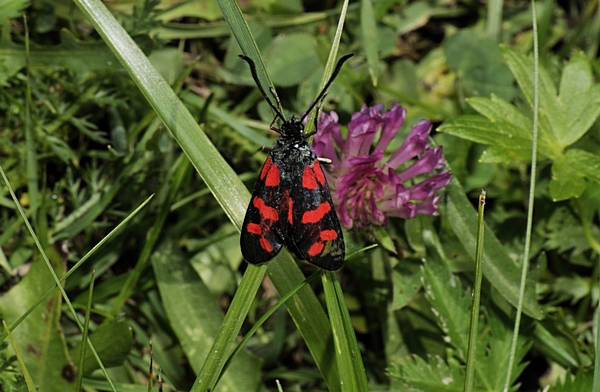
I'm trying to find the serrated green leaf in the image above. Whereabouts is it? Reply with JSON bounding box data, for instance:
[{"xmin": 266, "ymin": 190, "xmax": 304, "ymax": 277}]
[
  {"xmin": 421, "ymin": 261, "xmax": 470, "ymax": 359},
  {"xmin": 389, "ymin": 355, "xmax": 463, "ymax": 391},
  {"xmin": 0, "ymin": 0, "xmax": 28, "ymax": 22},
  {"xmin": 544, "ymin": 207, "xmax": 592, "ymax": 254},
  {"xmin": 482, "ymin": 313, "xmax": 530, "ymax": 391},
  {"xmin": 438, "ymin": 114, "xmax": 533, "ymax": 162},
  {"xmin": 501, "ymin": 46, "xmax": 563, "ymax": 145},
  {"xmin": 550, "ymin": 369, "xmax": 593, "ymax": 392},
  {"xmin": 502, "ymin": 47, "xmax": 600, "ymax": 154}
]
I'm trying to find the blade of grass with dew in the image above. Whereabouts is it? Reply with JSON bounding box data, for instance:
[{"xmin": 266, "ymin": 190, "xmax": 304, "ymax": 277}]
[
  {"xmin": 463, "ymin": 190, "xmax": 486, "ymax": 392},
  {"xmin": 76, "ymin": 269, "xmax": 95, "ymax": 392},
  {"xmin": 0, "ymin": 165, "xmax": 117, "ymax": 392},
  {"xmin": 503, "ymin": 2, "xmax": 540, "ymax": 390},
  {"xmin": 3, "ymin": 321, "xmax": 36, "ymax": 392}
]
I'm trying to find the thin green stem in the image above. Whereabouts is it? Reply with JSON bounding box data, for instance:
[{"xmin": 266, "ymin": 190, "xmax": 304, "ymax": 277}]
[
  {"xmin": 486, "ymin": 0, "xmax": 503, "ymax": 41},
  {"xmin": 76, "ymin": 269, "xmax": 96, "ymax": 392},
  {"xmin": 464, "ymin": 190, "xmax": 486, "ymax": 392},
  {"xmin": 593, "ymin": 258, "xmax": 600, "ymax": 392},
  {"xmin": 503, "ymin": 2, "xmax": 539, "ymax": 390},
  {"xmin": 24, "ymin": 15, "xmax": 38, "ymax": 210}
]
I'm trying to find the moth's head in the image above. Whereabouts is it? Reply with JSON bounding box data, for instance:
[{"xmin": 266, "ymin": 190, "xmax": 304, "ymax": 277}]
[{"xmin": 279, "ymin": 115, "xmax": 305, "ymax": 139}]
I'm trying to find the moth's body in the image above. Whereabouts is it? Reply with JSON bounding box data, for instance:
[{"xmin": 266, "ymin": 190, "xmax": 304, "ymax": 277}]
[{"xmin": 241, "ymin": 117, "xmax": 345, "ymax": 270}]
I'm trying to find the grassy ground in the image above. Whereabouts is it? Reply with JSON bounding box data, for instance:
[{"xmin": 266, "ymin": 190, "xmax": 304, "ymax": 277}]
[{"xmin": 0, "ymin": 0, "xmax": 599, "ymax": 391}]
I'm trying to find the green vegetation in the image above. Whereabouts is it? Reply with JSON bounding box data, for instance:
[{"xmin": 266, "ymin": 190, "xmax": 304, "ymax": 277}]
[{"xmin": 0, "ymin": 0, "xmax": 598, "ymax": 391}]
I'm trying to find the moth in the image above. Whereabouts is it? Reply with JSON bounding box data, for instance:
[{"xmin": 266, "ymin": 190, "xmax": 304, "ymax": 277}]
[{"xmin": 239, "ymin": 54, "xmax": 353, "ymax": 270}]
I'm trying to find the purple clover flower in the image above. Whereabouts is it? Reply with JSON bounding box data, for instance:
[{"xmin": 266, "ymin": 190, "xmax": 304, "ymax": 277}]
[{"xmin": 312, "ymin": 103, "xmax": 451, "ymax": 230}]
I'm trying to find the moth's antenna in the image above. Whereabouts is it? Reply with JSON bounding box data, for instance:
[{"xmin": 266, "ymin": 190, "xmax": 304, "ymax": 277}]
[
  {"xmin": 300, "ymin": 53, "xmax": 354, "ymax": 124},
  {"xmin": 239, "ymin": 55, "xmax": 285, "ymax": 121}
]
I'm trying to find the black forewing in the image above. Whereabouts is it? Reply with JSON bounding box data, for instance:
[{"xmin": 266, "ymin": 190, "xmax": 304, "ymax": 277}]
[
  {"xmin": 240, "ymin": 158, "xmax": 286, "ymax": 264},
  {"xmin": 288, "ymin": 159, "xmax": 345, "ymax": 271}
]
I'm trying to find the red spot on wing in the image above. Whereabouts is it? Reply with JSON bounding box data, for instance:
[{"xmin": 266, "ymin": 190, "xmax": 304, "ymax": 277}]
[
  {"xmin": 253, "ymin": 197, "xmax": 279, "ymax": 221},
  {"xmin": 265, "ymin": 161, "xmax": 280, "ymax": 187},
  {"xmin": 259, "ymin": 157, "xmax": 272, "ymax": 180},
  {"xmin": 247, "ymin": 223, "xmax": 262, "ymax": 235},
  {"xmin": 320, "ymin": 230, "xmax": 338, "ymax": 241},
  {"xmin": 307, "ymin": 242, "xmax": 324, "ymax": 257},
  {"xmin": 302, "ymin": 166, "xmax": 318, "ymax": 189},
  {"xmin": 259, "ymin": 238, "xmax": 273, "ymax": 252},
  {"xmin": 288, "ymin": 197, "xmax": 293, "ymax": 224},
  {"xmin": 313, "ymin": 161, "xmax": 325, "ymax": 186},
  {"xmin": 302, "ymin": 202, "xmax": 331, "ymax": 224}
]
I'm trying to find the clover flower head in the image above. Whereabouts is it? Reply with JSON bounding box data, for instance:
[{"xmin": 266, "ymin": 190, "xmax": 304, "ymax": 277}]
[{"xmin": 312, "ymin": 103, "xmax": 451, "ymax": 229}]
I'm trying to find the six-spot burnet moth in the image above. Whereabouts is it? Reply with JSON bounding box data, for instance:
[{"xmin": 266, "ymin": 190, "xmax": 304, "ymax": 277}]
[{"xmin": 239, "ymin": 53, "xmax": 353, "ymax": 271}]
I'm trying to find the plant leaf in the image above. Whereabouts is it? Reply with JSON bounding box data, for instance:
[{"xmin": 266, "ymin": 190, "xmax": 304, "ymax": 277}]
[
  {"xmin": 444, "ymin": 176, "xmax": 544, "ymax": 320},
  {"xmin": 151, "ymin": 240, "xmax": 263, "ymax": 391}
]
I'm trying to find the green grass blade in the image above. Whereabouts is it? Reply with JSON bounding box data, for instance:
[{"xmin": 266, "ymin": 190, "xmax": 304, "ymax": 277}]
[
  {"xmin": 504, "ymin": 2, "xmax": 540, "ymax": 389},
  {"xmin": 322, "ymin": 272, "xmax": 354, "ymax": 390},
  {"xmin": 304, "ymin": 0, "xmax": 351, "ymax": 135},
  {"xmin": 1, "ymin": 195, "xmax": 153, "ymax": 342},
  {"xmin": 361, "ymin": 0, "xmax": 379, "ymax": 85},
  {"xmin": 486, "ymin": 0, "xmax": 503, "ymax": 41},
  {"xmin": 23, "ymin": 16, "xmax": 38, "ymax": 210},
  {"xmin": 322, "ymin": 271, "xmax": 368, "ymax": 391},
  {"xmin": 152, "ymin": 241, "xmax": 264, "ymax": 391},
  {"xmin": 76, "ymin": 269, "xmax": 96, "ymax": 392},
  {"xmin": 216, "ymin": 0, "xmax": 281, "ymax": 112},
  {"xmin": 445, "ymin": 176, "xmax": 543, "ymax": 319},
  {"xmin": 333, "ymin": 273, "xmax": 368, "ymax": 389},
  {"xmin": 593, "ymin": 296, "xmax": 600, "ymax": 391},
  {"xmin": 463, "ymin": 191, "xmax": 486, "ymax": 392},
  {"xmin": 3, "ymin": 321, "xmax": 36, "ymax": 392},
  {"xmin": 217, "ymin": 271, "xmax": 321, "ymax": 385},
  {"xmin": 0, "ymin": 164, "xmax": 117, "ymax": 392}
]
